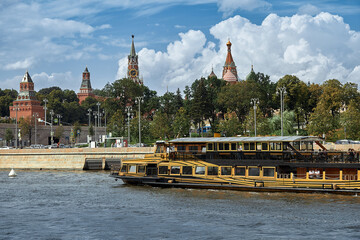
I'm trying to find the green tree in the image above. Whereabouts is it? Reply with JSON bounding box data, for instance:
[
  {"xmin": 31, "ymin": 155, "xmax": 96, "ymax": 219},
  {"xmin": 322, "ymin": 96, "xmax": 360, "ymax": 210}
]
[
  {"xmin": 108, "ymin": 109, "xmax": 125, "ymax": 137},
  {"xmin": 54, "ymin": 125, "xmax": 64, "ymax": 140},
  {"xmin": 340, "ymin": 100, "xmax": 360, "ymax": 140},
  {"xmin": 218, "ymin": 112, "xmax": 243, "ymax": 137},
  {"xmin": 89, "ymin": 125, "xmax": 94, "ymax": 137},
  {"xmin": 4, "ymin": 128, "xmax": 14, "ymax": 146},
  {"xmin": 150, "ymin": 112, "xmax": 172, "ymax": 139},
  {"xmin": 276, "ymin": 75, "xmax": 310, "ymax": 129},
  {"xmin": 19, "ymin": 117, "xmax": 31, "ymax": 144},
  {"xmin": 172, "ymin": 107, "xmax": 191, "ymax": 138},
  {"xmin": 73, "ymin": 121, "xmax": 82, "ymax": 142}
]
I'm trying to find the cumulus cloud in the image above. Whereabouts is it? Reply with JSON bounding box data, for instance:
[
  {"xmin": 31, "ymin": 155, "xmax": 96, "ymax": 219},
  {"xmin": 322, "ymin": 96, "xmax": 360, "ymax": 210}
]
[{"xmin": 117, "ymin": 12, "xmax": 360, "ymax": 94}]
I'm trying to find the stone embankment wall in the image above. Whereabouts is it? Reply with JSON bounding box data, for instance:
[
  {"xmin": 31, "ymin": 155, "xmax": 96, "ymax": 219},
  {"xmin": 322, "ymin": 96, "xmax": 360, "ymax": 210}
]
[
  {"xmin": 0, "ymin": 123, "xmax": 106, "ymax": 146},
  {"xmin": 0, "ymin": 147, "xmax": 154, "ymax": 170}
]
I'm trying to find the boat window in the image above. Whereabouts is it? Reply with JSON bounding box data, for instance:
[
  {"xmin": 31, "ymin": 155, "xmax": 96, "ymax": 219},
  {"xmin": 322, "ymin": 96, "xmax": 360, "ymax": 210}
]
[
  {"xmin": 170, "ymin": 166, "xmax": 180, "ymax": 175},
  {"xmin": 207, "ymin": 143, "xmax": 213, "ymax": 151},
  {"xmin": 275, "ymin": 142, "xmax": 282, "ymax": 150},
  {"xmin": 263, "ymin": 168, "xmax": 275, "ymax": 177},
  {"xmin": 219, "ymin": 143, "xmax": 224, "ymax": 151},
  {"xmin": 159, "ymin": 166, "xmax": 168, "ymax": 175},
  {"xmin": 283, "ymin": 142, "xmax": 288, "ymax": 150},
  {"xmin": 129, "ymin": 165, "xmax": 136, "ymax": 173},
  {"xmin": 224, "ymin": 143, "xmax": 230, "ymax": 150},
  {"xmin": 182, "ymin": 166, "xmax": 193, "ymax": 175},
  {"xmin": 248, "ymin": 167, "xmax": 260, "ymax": 176},
  {"xmin": 257, "ymin": 143, "xmax": 262, "ymax": 150},
  {"xmin": 207, "ymin": 166, "xmax": 218, "ymax": 175},
  {"xmin": 262, "ymin": 143, "xmax": 268, "ymax": 151},
  {"xmin": 231, "ymin": 143, "xmax": 237, "ymax": 151},
  {"xmin": 137, "ymin": 165, "xmax": 145, "ymax": 173},
  {"xmin": 235, "ymin": 167, "xmax": 245, "ymax": 176},
  {"xmin": 221, "ymin": 167, "xmax": 232, "ymax": 175},
  {"xmin": 155, "ymin": 145, "xmax": 165, "ymax": 153},
  {"xmin": 195, "ymin": 166, "xmax": 205, "ymax": 175},
  {"xmin": 177, "ymin": 145, "xmax": 186, "ymax": 152},
  {"xmin": 250, "ymin": 142, "xmax": 255, "ymax": 151},
  {"xmin": 121, "ymin": 165, "xmax": 127, "ymax": 172},
  {"xmin": 189, "ymin": 146, "xmax": 198, "ymax": 152},
  {"xmin": 244, "ymin": 143, "xmax": 250, "ymax": 150},
  {"xmin": 293, "ymin": 141, "xmax": 300, "ymax": 150}
]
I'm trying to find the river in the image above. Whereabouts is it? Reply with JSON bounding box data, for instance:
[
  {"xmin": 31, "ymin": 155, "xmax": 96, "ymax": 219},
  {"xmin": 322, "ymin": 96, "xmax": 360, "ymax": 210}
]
[{"xmin": 1, "ymin": 170, "xmax": 360, "ymax": 239}]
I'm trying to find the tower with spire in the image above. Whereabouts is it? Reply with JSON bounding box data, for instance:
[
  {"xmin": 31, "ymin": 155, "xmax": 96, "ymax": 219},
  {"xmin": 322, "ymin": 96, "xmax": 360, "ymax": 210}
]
[
  {"xmin": 9, "ymin": 71, "xmax": 45, "ymax": 123},
  {"xmin": 128, "ymin": 35, "xmax": 142, "ymax": 85},
  {"xmin": 222, "ymin": 39, "xmax": 238, "ymax": 84},
  {"xmin": 77, "ymin": 66, "xmax": 95, "ymax": 104}
]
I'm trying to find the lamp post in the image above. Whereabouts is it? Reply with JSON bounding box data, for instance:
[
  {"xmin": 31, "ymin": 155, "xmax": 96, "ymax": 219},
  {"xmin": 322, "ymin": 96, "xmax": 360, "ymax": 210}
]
[
  {"xmin": 250, "ymin": 98, "xmax": 259, "ymax": 137},
  {"xmin": 125, "ymin": 106, "xmax": 132, "ymax": 144},
  {"xmin": 13, "ymin": 107, "xmax": 19, "ymax": 148},
  {"xmin": 135, "ymin": 96, "xmax": 144, "ymax": 147},
  {"xmin": 96, "ymin": 102, "xmax": 101, "ymax": 128},
  {"xmin": 94, "ymin": 111, "xmax": 98, "ymax": 142},
  {"xmin": 33, "ymin": 113, "xmax": 39, "ymax": 145},
  {"xmin": 103, "ymin": 109, "xmax": 107, "ymax": 135},
  {"xmin": 50, "ymin": 110, "xmax": 54, "ymax": 144},
  {"xmin": 56, "ymin": 114, "xmax": 62, "ymax": 126},
  {"xmin": 43, "ymin": 98, "xmax": 48, "ymax": 125},
  {"xmin": 87, "ymin": 108, "xmax": 92, "ymax": 126},
  {"xmin": 277, "ymin": 87, "xmax": 287, "ymax": 136}
]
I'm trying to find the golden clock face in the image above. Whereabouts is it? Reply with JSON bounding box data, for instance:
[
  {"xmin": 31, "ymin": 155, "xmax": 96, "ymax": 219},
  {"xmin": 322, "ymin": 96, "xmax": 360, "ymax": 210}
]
[{"xmin": 129, "ymin": 69, "xmax": 138, "ymax": 77}]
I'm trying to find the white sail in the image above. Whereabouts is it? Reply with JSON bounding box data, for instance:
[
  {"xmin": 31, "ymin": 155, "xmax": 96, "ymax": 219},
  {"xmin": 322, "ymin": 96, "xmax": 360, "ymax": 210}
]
[{"xmin": 8, "ymin": 168, "xmax": 17, "ymax": 177}]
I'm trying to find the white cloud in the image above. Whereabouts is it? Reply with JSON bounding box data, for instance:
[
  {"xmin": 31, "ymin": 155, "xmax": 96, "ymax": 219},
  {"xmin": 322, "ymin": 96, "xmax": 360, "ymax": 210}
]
[
  {"xmin": 117, "ymin": 12, "xmax": 360, "ymax": 94},
  {"xmin": 298, "ymin": 4, "xmax": 320, "ymax": 16},
  {"xmin": 217, "ymin": 0, "xmax": 272, "ymax": 17},
  {"xmin": 31, "ymin": 72, "xmax": 76, "ymax": 91},
  {"xmin": 3, "ymin": 58, "xmax": 34, "ymax": 70}
]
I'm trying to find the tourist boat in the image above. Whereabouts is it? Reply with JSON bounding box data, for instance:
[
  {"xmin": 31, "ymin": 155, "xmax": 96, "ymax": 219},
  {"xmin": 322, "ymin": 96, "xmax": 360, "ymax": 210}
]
[{"xmin": 110, "ymin": 136, "xmax": 360, "ymax": 195}]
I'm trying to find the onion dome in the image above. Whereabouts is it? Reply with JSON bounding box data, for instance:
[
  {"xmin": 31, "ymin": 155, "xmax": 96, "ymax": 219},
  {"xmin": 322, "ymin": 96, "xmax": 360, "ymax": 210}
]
[
  {"xmin": 246, "ymin": 65, "xmax": 256, "ymax": 81},
  {"xmin": 208, "ymin": 67, "xmax": 217, "ymax": 78},
  {"xmin": 223, "ymin": 70, "xmax": 237, "ymax": 83}
]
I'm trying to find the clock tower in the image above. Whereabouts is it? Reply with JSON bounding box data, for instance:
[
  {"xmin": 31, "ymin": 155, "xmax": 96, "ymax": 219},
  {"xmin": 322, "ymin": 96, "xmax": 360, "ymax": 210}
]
[{"xmin": 128, "ymin": 35, "xmax": 142, "ymax": 85}]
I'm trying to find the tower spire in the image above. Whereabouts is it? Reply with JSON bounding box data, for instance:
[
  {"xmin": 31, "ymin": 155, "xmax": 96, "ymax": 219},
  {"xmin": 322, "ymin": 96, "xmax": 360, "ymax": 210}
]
[{"xmin": 130, "ymin": 35, "xmax": 136, "ymax": 57}]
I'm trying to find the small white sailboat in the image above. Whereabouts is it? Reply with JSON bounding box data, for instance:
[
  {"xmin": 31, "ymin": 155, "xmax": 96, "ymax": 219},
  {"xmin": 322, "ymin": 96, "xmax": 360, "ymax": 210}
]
[{"xmin": 8, "ymin": 168, "xmax": 17, "ymax": 178}]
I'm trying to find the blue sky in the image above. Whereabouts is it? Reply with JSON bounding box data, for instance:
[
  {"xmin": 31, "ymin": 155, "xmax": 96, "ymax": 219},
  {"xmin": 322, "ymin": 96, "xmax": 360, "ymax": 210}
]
[{"xmin": 0, "ymin": 0, "xmax": 359, "ymax": 95}]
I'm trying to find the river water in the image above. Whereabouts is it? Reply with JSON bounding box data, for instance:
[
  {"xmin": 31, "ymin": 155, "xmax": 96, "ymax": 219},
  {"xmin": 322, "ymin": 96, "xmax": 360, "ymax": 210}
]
[{"xmin": 1, "ymin": 170, "xmax": 360, "ymax": 240}]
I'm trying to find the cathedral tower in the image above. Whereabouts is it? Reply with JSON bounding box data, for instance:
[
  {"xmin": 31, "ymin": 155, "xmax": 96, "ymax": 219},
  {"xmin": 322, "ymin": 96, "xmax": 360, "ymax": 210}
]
[
  {"xmin": 128, "ymin": 35, "xmax": 143, "ymax": 85},
  {"xmin": 222, "ymin": 39, "xmax": 238, "ymax": 84}
]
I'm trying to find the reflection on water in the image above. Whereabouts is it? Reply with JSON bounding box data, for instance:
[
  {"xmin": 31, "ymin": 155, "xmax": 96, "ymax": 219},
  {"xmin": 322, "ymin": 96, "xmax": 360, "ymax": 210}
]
[{"xmin": 1, "ymin": 170, "xmax": 360, "ymax": 239}]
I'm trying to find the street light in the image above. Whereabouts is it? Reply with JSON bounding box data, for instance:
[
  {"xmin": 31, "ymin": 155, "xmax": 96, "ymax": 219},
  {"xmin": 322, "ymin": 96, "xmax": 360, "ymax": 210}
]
[
  {"xmin": 87, "ymin": 108, "xmax": 92, "ymax": 126},
  {"xmin": 50, "ymin": 110, "xmax": 54, "ymax": 144},
  {"xmin": 96, "ymin": 102, "xmax": 101, "ymax": 128},
  {"xmin": 135, "ymin": 96, "xmax": 144, "ymax": 147},
  {"xmin": 94, "ymin": 111, "xmax": 98, "ymax": 142},
  {"xmin": 277, "ymin": 87, "xmax": 287, "ymax": 136},
  {"xmin": 56, "ymin": 114, "xmax": 62, "ymax": 126},
  {"xmin": 250, "ymin": 98, "xmax": 259, "ymax": 137},
  {"xmin": 33, "ymin": 113, "xmax": 39, "ymax": 145},
  {"xmin": 43, "ymin": 98, "xmax": 48, "ymax": 125},
  {"xmin": 125, "ymin": 106, "xmax": 132, "ymax": 145},
  {"xmin": 12, "ymin": 107, "xmax": 19, "ymax": 148},
  {"xmin": 103, "ymin": 109, "xmax": 107, "ymax": 134}
]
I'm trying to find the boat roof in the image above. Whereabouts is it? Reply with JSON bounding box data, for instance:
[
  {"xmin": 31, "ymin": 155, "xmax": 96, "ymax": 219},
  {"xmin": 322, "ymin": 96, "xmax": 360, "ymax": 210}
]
[{"xmin": 169, "ymin": 136, "xmax": 322, "ymax": 143}]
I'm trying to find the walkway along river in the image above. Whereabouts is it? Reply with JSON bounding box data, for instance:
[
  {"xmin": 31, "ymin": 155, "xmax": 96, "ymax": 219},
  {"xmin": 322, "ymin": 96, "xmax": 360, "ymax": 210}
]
[{"xmin": 0, "ymin": 147, "xmax": 153, "ymax": 170}]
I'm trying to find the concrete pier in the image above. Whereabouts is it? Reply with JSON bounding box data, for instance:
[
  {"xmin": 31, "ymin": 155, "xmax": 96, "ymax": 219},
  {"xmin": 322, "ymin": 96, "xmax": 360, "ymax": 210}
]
[{"xmin": 0, "ymin": 147, "xmax": 154, "ymax": 170}]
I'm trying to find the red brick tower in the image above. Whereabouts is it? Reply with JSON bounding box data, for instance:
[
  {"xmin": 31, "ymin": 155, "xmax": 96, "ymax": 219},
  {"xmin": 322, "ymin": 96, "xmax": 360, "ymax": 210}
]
[
  {"xmin": 77, "ymin": 67, "xmax": 95, "ymax": 104},
  {"xmin": 9, "ymin": 71, "xmax": 45, "ymax": 122},
  {"xmin": 222, "ymin": 39, "xmax": 238, "ymax": 84},
  {"xmin": 128, "ymin": 35, "xmax": 143, "ymax": 85}
]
